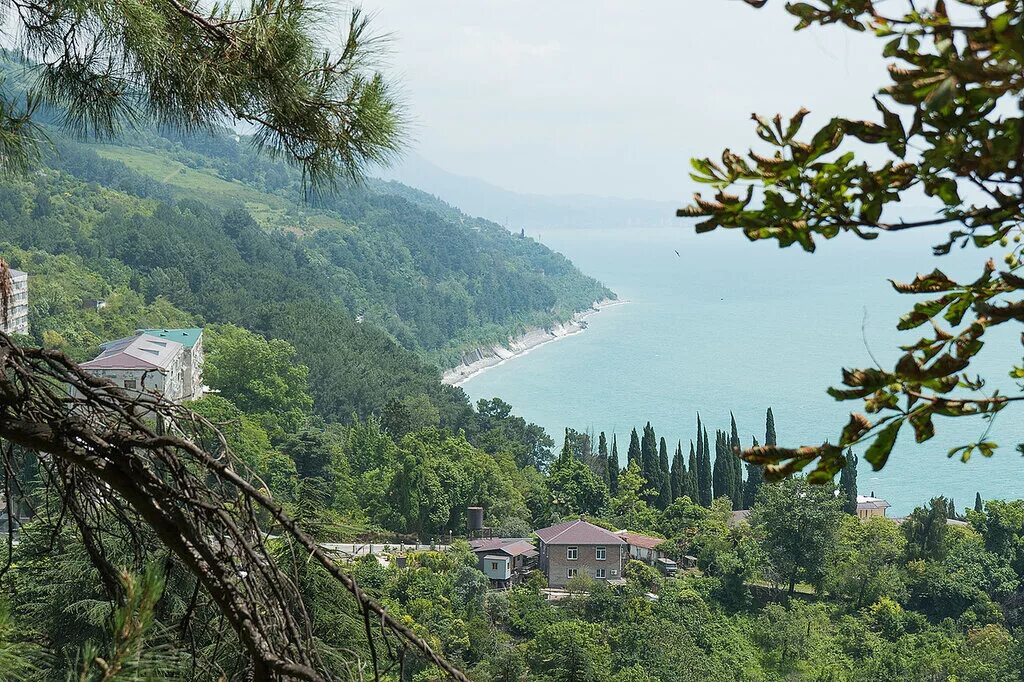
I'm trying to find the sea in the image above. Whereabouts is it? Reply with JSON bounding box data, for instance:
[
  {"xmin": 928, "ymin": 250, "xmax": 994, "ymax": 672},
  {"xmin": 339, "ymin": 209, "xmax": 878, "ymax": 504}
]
[{"xmin": 459, "ymin": 225, "xmax": 1024, "ymax": 516}]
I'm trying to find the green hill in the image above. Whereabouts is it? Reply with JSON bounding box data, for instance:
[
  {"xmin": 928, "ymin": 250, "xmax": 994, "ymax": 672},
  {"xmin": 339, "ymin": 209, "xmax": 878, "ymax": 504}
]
[{"xmin": 0, "ymin": 126, "xmax": 612, "ymax": 421}]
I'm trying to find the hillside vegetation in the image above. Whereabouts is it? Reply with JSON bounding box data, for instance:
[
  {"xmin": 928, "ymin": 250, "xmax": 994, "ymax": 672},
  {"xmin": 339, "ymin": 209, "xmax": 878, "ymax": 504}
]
[{"xmin": 0, "ymin": 127, "xmax": 611, "ymax": 420}]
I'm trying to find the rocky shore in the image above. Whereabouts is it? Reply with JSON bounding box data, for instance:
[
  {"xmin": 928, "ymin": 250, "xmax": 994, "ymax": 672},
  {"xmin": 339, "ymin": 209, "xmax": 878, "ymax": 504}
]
[{"xmin": 441, "ymin": 298, "xmax": 624, "ymax": 386}]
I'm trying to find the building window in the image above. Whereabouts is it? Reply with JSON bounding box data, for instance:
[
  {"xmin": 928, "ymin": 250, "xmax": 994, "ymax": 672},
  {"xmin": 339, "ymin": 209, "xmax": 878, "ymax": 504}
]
[
  {"xmin": 566, "ymin": 546, "xmax": 578, "ymax": 561},
  {"xmin": 490, "ymin": 562, "xmax": 498, "ymax": 571},
  {"xmin": 596, "ymin": 546, "xmax": 606, "ymax": 561},
  {"xmin": 596, "ymin": 568, "xmax": 606, "ymax": 579},
  {"xmin": 123, "ymin": 379, "xmax": 137, "ymax": 390},
  {"xmin": 566, "ymin": 568, "xmax": 577, "ymax": 579}
]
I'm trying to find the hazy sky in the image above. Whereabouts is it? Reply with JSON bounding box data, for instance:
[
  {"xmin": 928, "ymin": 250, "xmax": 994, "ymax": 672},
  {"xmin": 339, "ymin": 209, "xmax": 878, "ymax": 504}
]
[{"xmin": 360, "ymin": 1, "xmax": 888, "ymax": 201}]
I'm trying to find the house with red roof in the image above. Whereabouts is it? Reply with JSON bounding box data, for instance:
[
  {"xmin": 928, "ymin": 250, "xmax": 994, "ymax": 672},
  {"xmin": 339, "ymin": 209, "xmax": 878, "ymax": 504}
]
[{"xmin": 535, "ymin": 519, "xmax": 627, "ymax": 587}]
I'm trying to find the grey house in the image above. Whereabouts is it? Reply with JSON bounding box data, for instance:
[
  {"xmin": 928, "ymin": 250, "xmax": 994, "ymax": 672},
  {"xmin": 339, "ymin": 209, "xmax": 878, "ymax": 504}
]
[{"xmin": 535, "ymin": 519, "xmax": 626, "ymax": 588}]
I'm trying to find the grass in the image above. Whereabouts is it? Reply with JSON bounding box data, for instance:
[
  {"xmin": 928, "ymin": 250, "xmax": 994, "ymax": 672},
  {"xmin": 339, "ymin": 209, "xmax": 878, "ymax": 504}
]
[{"xmin": 87, "ymin": 144, "xmax": 348, "ymax": 235}]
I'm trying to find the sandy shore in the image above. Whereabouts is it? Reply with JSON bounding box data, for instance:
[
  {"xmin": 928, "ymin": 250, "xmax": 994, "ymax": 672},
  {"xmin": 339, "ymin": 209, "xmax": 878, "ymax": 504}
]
[{"xmin": 441, "ymin": 298, "xmax": 626, "ymax": 386}]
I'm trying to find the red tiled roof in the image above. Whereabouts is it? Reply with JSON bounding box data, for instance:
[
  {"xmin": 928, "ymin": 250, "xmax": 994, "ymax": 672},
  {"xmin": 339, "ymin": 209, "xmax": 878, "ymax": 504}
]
[
  {"xmin": 616, "ymin": 531, "xmax": 666, "ymax": 550},
  {"xmin": 535, "ymin": 520, "xmax": 625, "ymax": 546}
]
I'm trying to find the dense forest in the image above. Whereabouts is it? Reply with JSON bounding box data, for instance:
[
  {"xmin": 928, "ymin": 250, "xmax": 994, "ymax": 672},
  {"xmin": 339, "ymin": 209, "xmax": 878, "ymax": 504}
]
[
  {"xmin": 7, "ymin": 337, "xmax": 1024, "ymax": 680},
  {"xmin": 5, "ymin": 124, "xmax": 1022, "ymax": 682},
  {"xmin": 0, "ymin": 126, "xmax": 609, "ymax": 420}
]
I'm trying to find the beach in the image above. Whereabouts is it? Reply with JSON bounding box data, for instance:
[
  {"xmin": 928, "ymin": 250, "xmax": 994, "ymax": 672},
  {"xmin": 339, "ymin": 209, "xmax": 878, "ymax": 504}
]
[{"xmin": 441, "ymin": 298, "xmax": 625, "ymax": 386}]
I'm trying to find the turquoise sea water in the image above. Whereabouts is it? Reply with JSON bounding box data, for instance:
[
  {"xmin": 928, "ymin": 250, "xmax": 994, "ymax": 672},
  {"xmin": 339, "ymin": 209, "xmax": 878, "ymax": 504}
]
[{"xmin": 460, "ymin": 226, "xmax": 1024, "ymax": 516}]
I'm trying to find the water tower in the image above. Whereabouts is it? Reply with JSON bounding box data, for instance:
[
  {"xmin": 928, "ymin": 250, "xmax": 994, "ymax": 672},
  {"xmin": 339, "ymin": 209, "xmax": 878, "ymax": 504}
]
[{"xmin": 467, "ymin": 506, "xmax": 492, "ymax": 538}]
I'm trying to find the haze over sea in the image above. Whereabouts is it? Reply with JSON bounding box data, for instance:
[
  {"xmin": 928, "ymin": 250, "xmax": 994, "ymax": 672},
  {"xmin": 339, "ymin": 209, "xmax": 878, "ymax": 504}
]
[{"xmin": 460, "ymin": 225, "xmax": 1024, "ymax": 516}]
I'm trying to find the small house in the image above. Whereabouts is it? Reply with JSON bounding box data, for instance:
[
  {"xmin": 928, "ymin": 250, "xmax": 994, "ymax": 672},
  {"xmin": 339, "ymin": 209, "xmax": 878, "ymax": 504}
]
[
  {"xmin": 856, "ymin": 495, "xmax": 891, "ymax": 519},
  {"xmin": 469, "ymin": 538, "xmax": 537, "ymax": 587}
]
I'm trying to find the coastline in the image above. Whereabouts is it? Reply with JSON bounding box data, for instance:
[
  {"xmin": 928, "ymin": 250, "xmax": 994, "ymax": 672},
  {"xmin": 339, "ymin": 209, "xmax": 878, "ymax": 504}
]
[{"xmin": 441, "ymin": 298, "xmax": 626, "ymax": 387}]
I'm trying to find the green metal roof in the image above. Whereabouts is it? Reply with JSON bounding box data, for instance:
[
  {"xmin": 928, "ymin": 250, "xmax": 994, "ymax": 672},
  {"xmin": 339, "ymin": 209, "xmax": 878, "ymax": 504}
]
[{"xmin": 137, "ymin": 328, "xmax": 204, "ymax": 349}]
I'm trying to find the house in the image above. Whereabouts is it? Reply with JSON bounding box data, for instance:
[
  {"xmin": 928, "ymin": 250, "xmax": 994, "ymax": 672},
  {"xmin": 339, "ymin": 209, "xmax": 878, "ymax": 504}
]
[
  {"xmin": 469, "ymin": 538, "xmax": 538, "ymax": 587},
  {"xmin": 535, "ymin": 519, "xmax": 626, "ymax": 588},
  {"xmin": 1, "ymin": 268, "xmax": 28, "ymax": 336},
  {"xmin": 856, "ymin": 495, "xmax": 891, "ymax": 519},
  {"xmin": 80, "ymin": 333, "xmax": 191, "ymax": 403},
  {"xmin": 616, "ymin": 530, "xmax": 669, "ymax": 564},
  {"xmin": 137, "ymin": 328, "xmax": 205, "ymax": 400}
]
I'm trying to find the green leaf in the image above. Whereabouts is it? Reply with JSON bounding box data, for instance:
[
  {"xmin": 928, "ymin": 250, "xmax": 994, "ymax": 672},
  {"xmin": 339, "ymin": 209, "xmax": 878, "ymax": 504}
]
[
  {"xmin": 908, "ymin": 408, "xmax": 935, "ymax": 443},
  {"xmin": 864, "ymin": 419, "xmax": 902, "ymax": 470}
]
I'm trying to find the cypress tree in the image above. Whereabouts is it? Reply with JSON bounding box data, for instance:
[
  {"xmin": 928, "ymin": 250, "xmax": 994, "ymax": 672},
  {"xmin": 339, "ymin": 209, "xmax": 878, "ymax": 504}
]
[
  {"xmin": 948, "ymin": 498, "xmax": 957, "ymax": 520},
  {"xmin": 670, "ymin": 440, "xmax": 685, "ymax": 501},
  {"xmin": 627, "ymin": 428, "xmax": 641, "ymax": 469},
  {"xmin": 839, "ymin": 449, "xmax": 858, "ymax": 515},
  {"xmin": 559, "ymin": 429, "xmax": 574, "ymax": 463},
  {"xmin": 609, "ymin": 434, "xmax": 620, "ymax": 496},
  {"xmin": 657, "ymin": 471, "xmax": 672, "ymax": 511},
  {"xmin": 657, "ymin": 437, "xmax": 671, "ymax": 508},
  {"xmin": 698, "ymin": 425, "xmax": 713, "ymax": 507},
  {"xmin": 641, "ymin": 422, "xmax": 659, "ymax": 496},
  {"xmin": 597, "ymin": 432, "xmax": 610, "ymax": 488},
  {"xmin": 713, "ymin": 430, "xmax": 729, "ymax": 502},
  {"xmin": 765, "ymin": 407, "xmax": 777, "ymax": 447},
  {"xmin": 729, "ymin": 413, "xmax": 744, "ymax": 508},
  {"xmin": 686, "ymin": 441, "xmax": 699, "ymax": 502},
  {"xmin": 975, "ymin": 492, "xmax": 983, "ymax": 513},
  {"xmin": 696, "ymin": 414, "xmax": 704, "ymax": 465},
  {"xmin": 743, "ymin": 436, "xmax": 763, "ymax": 509}
]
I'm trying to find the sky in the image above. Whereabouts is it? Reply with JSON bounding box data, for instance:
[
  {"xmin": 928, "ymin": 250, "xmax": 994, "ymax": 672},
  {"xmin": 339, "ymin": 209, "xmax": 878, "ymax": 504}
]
[{"xmin": 357, "ymin": 1, "xmax": 889, "ymax": 201}]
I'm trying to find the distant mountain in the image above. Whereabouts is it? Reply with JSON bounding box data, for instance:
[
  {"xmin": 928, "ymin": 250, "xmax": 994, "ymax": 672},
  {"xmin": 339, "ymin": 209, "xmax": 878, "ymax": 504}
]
[{"xmin": 376, "ymin": 153, "xmax": 679, "ymax": 230}]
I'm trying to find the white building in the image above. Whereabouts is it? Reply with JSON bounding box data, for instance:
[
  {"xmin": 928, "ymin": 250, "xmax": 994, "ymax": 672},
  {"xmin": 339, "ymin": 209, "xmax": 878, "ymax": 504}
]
[
  {"xmin": 80, "ymin": 333, "xmax": 195, "ymax": 403},
  {"xmin": 136, "ymin": 328, "xmax": 204, "ymax": 400},
  {"xmin": 2, "ymin": 268, "xmax": 28, "ymax": 336}
]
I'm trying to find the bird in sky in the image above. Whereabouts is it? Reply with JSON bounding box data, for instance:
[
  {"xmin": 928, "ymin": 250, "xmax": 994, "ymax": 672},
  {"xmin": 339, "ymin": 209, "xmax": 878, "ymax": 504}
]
[{"xmin": 674, "ymin": 249, "xmax": 680, "ymax": 257}]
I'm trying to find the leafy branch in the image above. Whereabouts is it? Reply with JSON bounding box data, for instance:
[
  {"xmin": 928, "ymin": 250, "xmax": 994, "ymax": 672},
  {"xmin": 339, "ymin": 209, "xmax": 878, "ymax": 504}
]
[{"xmin": 685, "ymin": 0, "xmax": 1024, "ymax": 479}]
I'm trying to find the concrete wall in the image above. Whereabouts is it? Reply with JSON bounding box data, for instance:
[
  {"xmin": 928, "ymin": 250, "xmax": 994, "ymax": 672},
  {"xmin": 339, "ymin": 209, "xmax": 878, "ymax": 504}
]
[
  {"xmin": 183, "ymin": 335, "xmax": 204, "ymax": 400},
  {"xmin": 541, "ymin": 542, "xmax": 624, "ymax": 587},
  {"xmin": 84, "ymin": 349, "xmax": 186, "ymax": 403}
]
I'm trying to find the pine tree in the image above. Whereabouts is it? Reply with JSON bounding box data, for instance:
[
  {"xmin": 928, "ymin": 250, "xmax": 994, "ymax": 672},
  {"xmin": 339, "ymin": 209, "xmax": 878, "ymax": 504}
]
[
  {"xmin": 670, "ymin": 441, "xmax": 685, "ymax": 501},
  {"xmin": 975, "ymin": 492, "xmax": 984, "ymax": 513},
  {"xmin": 743, "ymin": 436, "xmax": 763, "ymax": 509},
  {"xmin": 729, "ymin": 413, "xmax": 744, "ymax": 508},
  {"xmin": 609, "ymin": 435, "xmax": 620, "ymax": 496},
  {"xmin": 597, "ymin": 432, "xmax": 610, "ymax": 488},
  {"xmin": 656, "ymin": 437, "xmax": 671, "ymax": 509},
  {"xmin": 627, "ymin": 428, "xmax": 641, "ymax": 469},
  {"xmin": 698, "ymin": 425, "xmax": 713, "ymax": 507},
  {"xmin": 839, "ymin": 449, "xmax": 858, "ymax": 515},
  {"xmin": 765, "ymin": 407, "xmax": 777, "ymax": 447},
  {"xmin": 687, "ymin": 441, "xmax": 699, "ymax": 502}
]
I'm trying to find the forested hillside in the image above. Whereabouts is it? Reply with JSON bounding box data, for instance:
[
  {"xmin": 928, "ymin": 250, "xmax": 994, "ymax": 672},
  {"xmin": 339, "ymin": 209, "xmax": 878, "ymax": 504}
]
[{"xmin": 0, "ymin": 127, "xmax": 610, "ymax": 420}]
